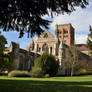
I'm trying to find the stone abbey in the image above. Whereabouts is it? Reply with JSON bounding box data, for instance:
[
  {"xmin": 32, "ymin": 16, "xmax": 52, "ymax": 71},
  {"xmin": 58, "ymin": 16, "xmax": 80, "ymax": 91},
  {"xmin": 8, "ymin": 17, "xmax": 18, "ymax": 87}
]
[
  {"xmin": 5, "ymin": 24, "xmax": 92, "ymax": 73},
  {"xmin": 28, "ymin": 24, "xmax": 75, "ymax": 66}
]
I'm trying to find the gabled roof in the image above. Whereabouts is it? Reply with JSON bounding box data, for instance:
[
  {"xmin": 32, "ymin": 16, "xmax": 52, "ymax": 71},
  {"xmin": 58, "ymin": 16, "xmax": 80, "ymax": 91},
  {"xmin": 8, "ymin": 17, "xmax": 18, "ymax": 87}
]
[
  {"xmin": 76, "ymin": 44, "xmax": 88, "ymax": 51},
  {"xmin": 39, "ymin": 30, "xmax": 55, "ymax": 39}
]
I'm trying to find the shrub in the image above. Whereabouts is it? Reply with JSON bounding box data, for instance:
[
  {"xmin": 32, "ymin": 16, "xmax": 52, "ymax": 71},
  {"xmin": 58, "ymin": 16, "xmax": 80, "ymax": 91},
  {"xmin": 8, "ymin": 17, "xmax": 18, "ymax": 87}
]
[
  {"xmin": 44, "ymin": 74, "xmax": 50, "ymax": 78},
  {"xmin": 74, "ymin": 69, "xmax": 87, "ymax": 76},
  {"xmin": 87, "ymin": 71, "xmax": 92, "ymax": 75},
  {"xmin": 34, "ymin": 53, "xmax": 59, "ymax": 76},
  {"xmin": 8, "ymin": 71, "xmax": 31, "ymax": 77},
  {"xmin": 31, "ymin": 67, "xmax": 44, "ymax": 78},
  {"xmin": 0, "ymin": 72, "xmax": 7, "ymax": 76},
  {"xmin": 80, "ymin": 69, "xmax": 87, "ymax": 73}
]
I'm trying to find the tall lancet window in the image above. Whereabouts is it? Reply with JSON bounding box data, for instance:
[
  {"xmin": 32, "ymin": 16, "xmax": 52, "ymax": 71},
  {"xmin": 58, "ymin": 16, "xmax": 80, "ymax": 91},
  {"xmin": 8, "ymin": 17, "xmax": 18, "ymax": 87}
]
[
  {"xmin": 44, "ymin": 33, "xmax": 48, "ymax": 38},
  {"xmin": 42, "ymin": 43, "xmax": 48, "ymax": 53}
]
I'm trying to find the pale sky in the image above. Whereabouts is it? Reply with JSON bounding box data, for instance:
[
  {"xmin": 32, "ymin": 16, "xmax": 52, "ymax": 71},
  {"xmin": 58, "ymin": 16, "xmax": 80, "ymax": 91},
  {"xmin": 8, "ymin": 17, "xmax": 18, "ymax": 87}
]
[{"xmin": 1, "ymin": 0, "xmax": 92, "ymax": 49}]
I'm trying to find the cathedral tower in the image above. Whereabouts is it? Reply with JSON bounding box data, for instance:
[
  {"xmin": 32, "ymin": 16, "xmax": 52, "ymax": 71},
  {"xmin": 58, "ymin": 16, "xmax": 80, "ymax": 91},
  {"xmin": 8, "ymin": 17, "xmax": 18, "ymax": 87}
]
[{"xmin": 55, "ymin": 24, "xmax": 75, "ymax": 46}]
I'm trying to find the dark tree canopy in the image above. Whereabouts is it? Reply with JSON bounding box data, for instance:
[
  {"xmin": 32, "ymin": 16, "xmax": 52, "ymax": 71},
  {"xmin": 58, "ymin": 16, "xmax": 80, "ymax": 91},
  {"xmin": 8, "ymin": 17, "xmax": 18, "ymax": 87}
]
[
  {"xmin": 34, "ymin": 53, "xmax": 59, "ymax": 76},
  {"xmin": 0, "ymin": 0, "xmax": 88, "ymax": 37},
  {"xmin": 0, "ymin": 34, "xmax": 7, "ymax": 53},
  {"xmin": 87, "ymin": 26, "xmax": 92, "ymax": 56},
  {"xmin": 0, "ymin": 33, "xmax": 14, "ymax": 71}
]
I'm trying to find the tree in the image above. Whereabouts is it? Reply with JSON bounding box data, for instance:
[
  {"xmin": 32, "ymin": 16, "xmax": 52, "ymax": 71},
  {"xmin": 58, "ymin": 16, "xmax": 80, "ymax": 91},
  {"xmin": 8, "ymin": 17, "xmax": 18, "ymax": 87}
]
[
  {"xmin": 0, "ymin": 0, "xmax": 88, "ymax": 37},
  {"xmin": 0, "ymin": 52, "xmax": 14, "ymax": 72},
  {"xmin": 74, "ymin": 59, "xmax": 87, "ymax": 75},
  {"xmin": 64, "ymin": 45, "xmax": 88, "ymax": 76},
  {"xmin": 0, "ymin": 33, "xmax": 14, "ymax": 72},
  {"xmin": 87, "ymin": 26, "xmax": 92, "ymax": 56},
  {"xmin": 64, "ymin": 45, "xmax": 78, "ymax": 76},
  {"xmin": 0, "ymin": 34, "xmax": 7, "ymax": 53},
  {"xmin": 33, "ymin": 53, "xmax": 59, "ymax": 76}
]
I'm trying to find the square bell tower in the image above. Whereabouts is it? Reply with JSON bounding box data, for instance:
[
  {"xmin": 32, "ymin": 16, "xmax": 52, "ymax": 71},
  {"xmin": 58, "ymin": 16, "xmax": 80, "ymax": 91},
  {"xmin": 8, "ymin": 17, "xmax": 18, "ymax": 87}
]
[{"xmin": 55, "ymin": 24, "xmax": 75, "ymax": 46}]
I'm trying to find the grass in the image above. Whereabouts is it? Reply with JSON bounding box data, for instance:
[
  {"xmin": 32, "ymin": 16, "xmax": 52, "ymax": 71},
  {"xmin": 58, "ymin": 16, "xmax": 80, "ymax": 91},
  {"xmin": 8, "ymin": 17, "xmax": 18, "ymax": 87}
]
[{"xmin": 0, "ymin": 75, "xmax": 92, "ymax": 92}]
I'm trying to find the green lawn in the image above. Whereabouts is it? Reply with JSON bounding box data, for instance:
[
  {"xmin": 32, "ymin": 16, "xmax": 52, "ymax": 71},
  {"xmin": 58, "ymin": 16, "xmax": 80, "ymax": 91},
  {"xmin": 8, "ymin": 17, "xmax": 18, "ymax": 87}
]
[{"xmin": 0, "ymin": 76, "xmax": 92, "ymax": 92}]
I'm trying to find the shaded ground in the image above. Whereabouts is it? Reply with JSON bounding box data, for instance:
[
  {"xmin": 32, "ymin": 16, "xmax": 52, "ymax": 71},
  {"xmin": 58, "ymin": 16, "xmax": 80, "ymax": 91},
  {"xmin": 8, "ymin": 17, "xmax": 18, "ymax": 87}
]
[{"xmin": 0, "ymin": 76, "xmax": 92, "ymax": 92}]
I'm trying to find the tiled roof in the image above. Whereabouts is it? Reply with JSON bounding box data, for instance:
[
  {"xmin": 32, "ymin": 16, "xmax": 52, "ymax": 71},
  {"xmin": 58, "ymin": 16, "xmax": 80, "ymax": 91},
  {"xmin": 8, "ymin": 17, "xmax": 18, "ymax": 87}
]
[{"xmin": 76, "ymin": 44, "xmax": 88, "ymax": 51}]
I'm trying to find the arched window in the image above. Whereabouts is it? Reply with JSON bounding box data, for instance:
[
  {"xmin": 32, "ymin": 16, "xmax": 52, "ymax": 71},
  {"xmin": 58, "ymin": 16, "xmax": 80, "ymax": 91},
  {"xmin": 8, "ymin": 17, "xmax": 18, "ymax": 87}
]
[
  {"xmin": 50, "ymin": 47, "xmax": 52, "ymax": 54},
  {"xmin": 44, "ymin": 33, "xmax": 48, "ymax": 38},
  {"xmin": 42, "ymin": 43, "xmax": 48, "ymax": 53},
  {"xmin": 64, "ymin": 30, "xmax": 68, "ymax": 34},
  {"xmin": 37, "ymin": 44, "xmax": 39, "ymax": 52}
]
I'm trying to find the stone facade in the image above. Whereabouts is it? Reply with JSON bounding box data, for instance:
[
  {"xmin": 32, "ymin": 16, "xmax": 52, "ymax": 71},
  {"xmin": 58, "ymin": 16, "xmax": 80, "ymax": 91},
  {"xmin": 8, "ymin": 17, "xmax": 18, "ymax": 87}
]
[
  {"xmin": 28, "ymin": 24, "xmax": 75, "ymax": 67},
  {"xmin": 5, "ymin": 24, "xmax": 92, "ymax": 74},
  {"xmin": 5, "ymin": 42, "xmax": 39, "ymax": 71},
  {"xmin": 27, "ymin": 24, "xmax": 92, "ymax": 73},
  {"xmin": 28, "ymin": 30, "xmax": 64, "ymax": 67}
]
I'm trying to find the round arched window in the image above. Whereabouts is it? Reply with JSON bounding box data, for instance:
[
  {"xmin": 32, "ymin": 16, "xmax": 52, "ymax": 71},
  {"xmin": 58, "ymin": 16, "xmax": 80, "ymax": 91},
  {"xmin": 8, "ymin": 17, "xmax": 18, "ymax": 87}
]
[{"xmin": 42, "ymin": 43, "xmax": 48, "ymax": 53}]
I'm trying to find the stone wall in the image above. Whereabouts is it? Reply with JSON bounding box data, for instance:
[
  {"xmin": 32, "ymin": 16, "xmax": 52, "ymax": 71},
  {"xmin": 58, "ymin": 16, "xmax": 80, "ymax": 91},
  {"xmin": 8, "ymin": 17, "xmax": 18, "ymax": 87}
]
[{"xmin": 5, "ymin": 42, "xmax": 40, "ymax": 71}]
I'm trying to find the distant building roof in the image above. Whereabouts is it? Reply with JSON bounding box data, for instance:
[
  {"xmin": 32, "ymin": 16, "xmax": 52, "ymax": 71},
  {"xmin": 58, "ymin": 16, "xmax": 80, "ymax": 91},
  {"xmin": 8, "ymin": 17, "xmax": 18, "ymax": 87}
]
[{"xmin": 76, "ymin": 44, "xmax": 88, "ymax": 51}]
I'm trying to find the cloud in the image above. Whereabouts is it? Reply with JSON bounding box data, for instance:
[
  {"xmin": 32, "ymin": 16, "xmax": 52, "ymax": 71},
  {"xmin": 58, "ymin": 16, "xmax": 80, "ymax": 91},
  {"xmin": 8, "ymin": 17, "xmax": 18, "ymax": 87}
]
[
  {"xmin": 50, "ymin": 8, "xmax": 92, "ymax": 32},
  {"xmin": 49, "ymin": 1, "xmax": 92, "ymax": 44},
  {"xmin": 75, "ymin": 34, "xmax": 88, "ymax": 44},
  {"xmin": 21, "ymin": 41, "xmax": 29, "ymax": 46}
]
